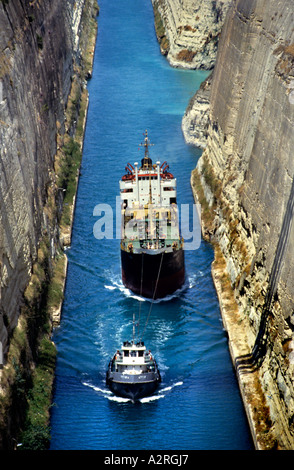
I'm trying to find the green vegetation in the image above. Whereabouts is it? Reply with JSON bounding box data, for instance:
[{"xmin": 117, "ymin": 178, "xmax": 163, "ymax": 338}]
[
  {"xmin": 36, "ymin": 34, "xmax": 43, "ymax": 50},
  {"xmin": 19, "ymin": 337, "xmax": 56, "ymax": 450},
  {"xmin": 152, "ymin": 0, "xmax": 170, "ymax": 54},
  {"xmin": 58, "ymin": 138, "xmax": 82, "ymax": 227},
  {"xmin": 47, "ymin": 250, "xmax": 67, "ymax": 316},
  {"xmin": 0, "ymin": 236, "xmax": 66, "ymax": 449}
]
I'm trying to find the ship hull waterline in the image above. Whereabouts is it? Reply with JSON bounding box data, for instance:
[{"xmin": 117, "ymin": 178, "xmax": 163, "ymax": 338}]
[
  {"xmin": 121, "ymin": 248, "xmax": 185, "ymax": 299},
  {"xmin": 107, "ymin": 377, "xmax": 160, "ymax": 401}
]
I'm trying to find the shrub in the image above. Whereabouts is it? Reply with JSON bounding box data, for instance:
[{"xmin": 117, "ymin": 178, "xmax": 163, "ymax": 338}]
[{"xmin": 176, "ymin": 49, "xmax": 197, "ymax": 62}]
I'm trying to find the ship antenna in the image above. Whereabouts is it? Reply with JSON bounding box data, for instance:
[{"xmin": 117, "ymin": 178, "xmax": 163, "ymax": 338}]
[
  {"xmin": 142, "ymin": 131, "xmax": 154, "ymax": 203},
  {"xmin": 144, "ymin": 130, "xmax": 148, "ymax": 158},
  {"xmin": 139, "ymin": 130, "xmax": 154, "ymax": 163},
  {"xmin": 144, "ymin": 130, "xmax": 153, "ymax": 158}
]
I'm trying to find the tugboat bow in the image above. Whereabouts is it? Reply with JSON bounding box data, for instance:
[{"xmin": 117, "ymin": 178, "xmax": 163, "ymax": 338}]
[{"xmin": 106, "ymin": 316, "xmax": 161, "ymax": 400}]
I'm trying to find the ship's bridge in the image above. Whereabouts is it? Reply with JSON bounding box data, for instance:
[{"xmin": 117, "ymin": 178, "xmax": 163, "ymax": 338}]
[
  {"xmin": 120, "ymin": 159, "xmax": 177, "ymax": 207},
  {"xmin": 112, "ymin": 341, "xmax": 155, "ymax": 374}
]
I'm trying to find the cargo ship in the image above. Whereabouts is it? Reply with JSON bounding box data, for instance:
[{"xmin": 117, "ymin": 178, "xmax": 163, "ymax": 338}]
[{"xmin": 119, "ymin": 131, "xmax": 185, "ymax": 299}]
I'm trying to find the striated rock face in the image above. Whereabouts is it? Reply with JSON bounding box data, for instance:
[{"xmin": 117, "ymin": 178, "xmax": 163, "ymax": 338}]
[
  {"xmin": 182, "ymin": 72, "xmax": 212, "ymax": 147},
  {"xmin": 0, "ymin": 0, "xmax": 87, "ymax": 359},
  {"xmin": 151, "ymin": 0, "xmax": 231, "ymax": 69},
  {"xmin": 190, "ymin": 0, "xmax": 294, "ymax": 449}
]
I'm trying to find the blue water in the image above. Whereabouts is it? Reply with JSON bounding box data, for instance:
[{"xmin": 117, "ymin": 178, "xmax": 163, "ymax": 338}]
[{"xmin": 49, "ymin": 0, "xmax": 253, "ymax": 450}]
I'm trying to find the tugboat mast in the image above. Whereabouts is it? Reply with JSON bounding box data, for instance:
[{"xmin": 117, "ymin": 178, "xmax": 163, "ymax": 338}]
[{"xmin": 132, "ymin": 313, "xmax": 136, "ymax": 344}]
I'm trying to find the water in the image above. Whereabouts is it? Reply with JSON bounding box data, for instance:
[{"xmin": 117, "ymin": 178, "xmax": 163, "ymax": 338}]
[{"xmin": 49, "ymin": 0, "xmax": 253, "ymax": 450}]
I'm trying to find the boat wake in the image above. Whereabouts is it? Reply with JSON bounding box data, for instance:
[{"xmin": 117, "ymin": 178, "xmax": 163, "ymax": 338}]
[
  {"xmin": 82, "ymin": 381, "xmax": 112, "ymax": 396},
  {"xmin": 160, "ymin": 381, "xmax": 183, "ymax": 393},
  {"xmin": 105, "ymin": 279, "xmax": 144, "ymax": 302},
  {"xmin": 104, "ymin": 273, "xmax": 195, "ymax": 303},
  {"xmin": 139, "ymin": 381, "xmax": 184, "ymax": 403},
  {"xmin": 82, "ymin": 380, "xmax": 183, "ymax": 404}
]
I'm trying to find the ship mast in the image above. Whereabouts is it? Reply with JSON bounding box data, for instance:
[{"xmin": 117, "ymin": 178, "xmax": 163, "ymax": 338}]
[
  {"xmin": 139, "ymin": 130, "xmax": 154, "ymax": 204},
  {"xmin": 140, "ymin": 130, "xmax": 154, "ymax": 168}
]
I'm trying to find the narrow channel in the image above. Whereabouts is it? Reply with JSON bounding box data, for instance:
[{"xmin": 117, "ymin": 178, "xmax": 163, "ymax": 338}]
[{"xmin": 49, "ymin": 0, "xmax": 253, "ymax": 450}]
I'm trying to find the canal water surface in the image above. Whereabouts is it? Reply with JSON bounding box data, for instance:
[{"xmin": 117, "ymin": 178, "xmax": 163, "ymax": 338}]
[{"xmin": 49, "ymin": 0, "xmax": 253, "ymax": 450}]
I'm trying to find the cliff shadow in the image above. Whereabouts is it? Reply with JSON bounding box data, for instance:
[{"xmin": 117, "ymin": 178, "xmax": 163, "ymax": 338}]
[{"xmin": 235, "ymin": 177, "xmax": 294, "ymax": 374}]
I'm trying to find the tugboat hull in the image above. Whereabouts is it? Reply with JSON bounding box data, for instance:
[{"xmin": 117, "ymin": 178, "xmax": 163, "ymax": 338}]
[
  {"xmin": 121, "ymin": 248, "xmax": 185, "ymax": 299},
  {"xmin": 106, "ymin": 371, "xmax": 160, "ymax": 401}
]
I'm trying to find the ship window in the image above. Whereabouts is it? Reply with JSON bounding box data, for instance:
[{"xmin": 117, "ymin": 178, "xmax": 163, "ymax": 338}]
[
  {"xmin": 138, "ymin": 351, "xmax": 144, "ymax": 357},
  {"xmin": 124, "ymin": 350, "xmax": 129, "ymax": 357},
  {"xmin": 130, "ymin": 351, "xmax": 137, "ymax": 357}
]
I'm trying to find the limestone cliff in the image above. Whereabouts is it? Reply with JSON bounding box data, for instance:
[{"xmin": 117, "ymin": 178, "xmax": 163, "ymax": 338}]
[
  {"xmin": 0, "ymin": 0, "xmax": 95, "ymax": 359},
  {"xmin": 0, "ymin": 0, "xmax": 71, "ymax": 356},
  {"xmin": 189, "ymin": 0, "xmax": 294, "ymax": 450},
  {"xmin": 151, "ymin": 0, "xmax": 231, "ymax": 69},
  {"xmin": 0, "ymin": 0, "xmax": 98, "ymax": 448},
  {"xmin": 182, "ymin": 72, "xmax": 212, "ymax": 148}
]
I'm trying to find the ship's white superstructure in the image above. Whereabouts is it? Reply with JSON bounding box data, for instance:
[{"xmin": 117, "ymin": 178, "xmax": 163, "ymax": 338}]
[
  {"xmin": 119, "ymin": 131, "xmax": 181, "ymax": 253},
  {"xmin": 119, "ymin": 159, "xmax": 177, "ymax": 208}
]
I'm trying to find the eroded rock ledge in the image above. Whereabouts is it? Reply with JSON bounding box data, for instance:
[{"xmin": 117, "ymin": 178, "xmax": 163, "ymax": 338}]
[{"xmin": 151, "ymin": 0, "xmax": 231, "ymax": 69}]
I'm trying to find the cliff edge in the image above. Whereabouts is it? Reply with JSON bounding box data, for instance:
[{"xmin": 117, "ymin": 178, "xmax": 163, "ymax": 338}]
[{"xmin": 190, "ymin": 0, "xmax": 294, "ymax": 449}]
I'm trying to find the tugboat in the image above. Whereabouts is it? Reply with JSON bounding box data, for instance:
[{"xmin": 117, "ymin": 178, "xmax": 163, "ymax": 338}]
[
  {"xmin": 119, "ymin": 130, "xmax": 185, "ymax": 299},
  {"xmin": 106, "ymin": 316, "xmax": 161, "ymax": 400}
]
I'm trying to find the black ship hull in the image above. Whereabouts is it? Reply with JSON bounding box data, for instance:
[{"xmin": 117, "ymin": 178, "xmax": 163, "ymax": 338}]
[
  {"xmin": 106, "ymin": 370, "xmax": 161, "ymax": 401},
  {"xmin": 121, "ymin": 248, "xmax": 185, "ymax": 299},
  {"xmin": 107, "ymin": 378, "xmax": 160, "ymax": 401}
]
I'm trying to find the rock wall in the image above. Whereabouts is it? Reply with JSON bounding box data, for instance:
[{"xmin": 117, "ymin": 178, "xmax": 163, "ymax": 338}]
[
  {"xmin": 188, "ymin": 0, "xmax": 294, "ymax": 449},
  {"xmin": 0, "ymin": 0, "xmax": 89, "ymax": 361},
  {"xmin": 182, "ymin": 72, "xmax": 212, "ymax": 147},
  {"xmin": 151, "ymin": 0, "xmax": 231, "ymax": 69},
  {"xmin": 0, "ymin": 0, "xmax": 98, "ymax": 448}
]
